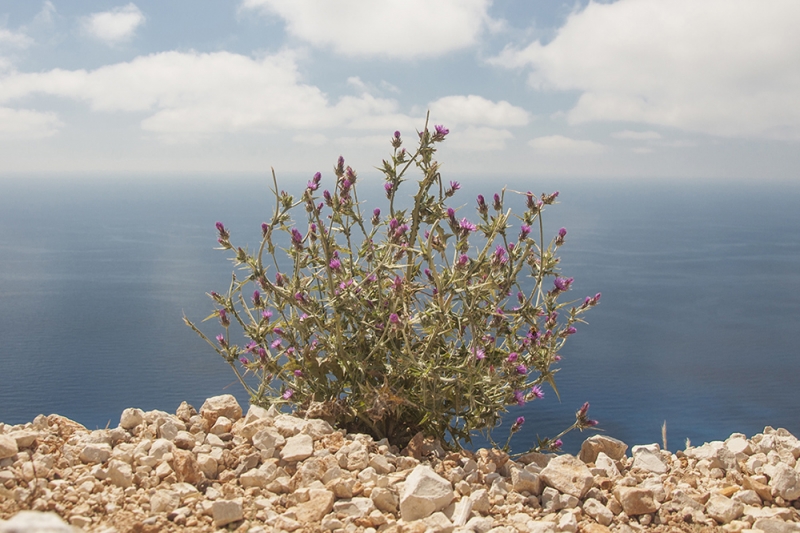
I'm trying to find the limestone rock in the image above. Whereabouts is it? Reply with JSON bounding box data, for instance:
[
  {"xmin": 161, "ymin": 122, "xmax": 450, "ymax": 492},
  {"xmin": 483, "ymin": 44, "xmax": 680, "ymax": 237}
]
[
  {"xmin": 765, "ymin": 461, "xmax": 800, "ymax": 500},
  {"xmin": 119, "ymin": 407, "xmax": 144, "ymax": 430},
  {"xmin": 685, "ymin": 440, "xmax": 737, "ymax": 471},
  {"xmin": 171, "ymin": 449, "xmax": 205, "ymax": 484},
  {"xmin": 253, "ymin": 426, "xmax": 285, "ymax": 451},
  {"xmin": 613, "ymin": 486, "xmax": 658, "ymax": 516},
  {"xmin": 333, "ymin": 497, "xmax": 376, "ymax": 518},
  {"xmin": 0, "ymin": 511, "xmax": 77, "ymax": 532},
  {"xmin": 0, "ymin": 434, "xmax": 19, "ymax": 460},
  {"xmin": 399, "ymin": 464, "xmax": 455, "ymax": 522},
  {"xmin": 293, "ymin": 488, "xmax": 334, "ymax": 522},
  {"xmin": 150, "ymin": 489, "xmax": 180, "ymax": 514},
  {"xmin": 579, "ymin": 434, "xmax": 628, "ymax": 463},
  {"xmin": 753, "ymin": 518, "xmax": 800, "ymax": 533},
  {"xmin": 107, "ymin": 459, "xmax": 133, "ymax": 488},
  {"xmin": 540, "ymin": 454, "xmax": 594, "ymax": 498},
  {"xmin": 631, "ymin": 444, "xmax": 668, "ymax": 474},
  {"xmin": 509, "ymin": 466, "xmax": 542, "ymax": 494},
  {"xmin": 705, "ymin": 494, "xmax": 744, "ymax": 524},
  {"xmin": 280, "ymin": 433, "xmax": 313, "ymax": 462},
  {"xmin": 583, "ymin": 497, "xmax": 614, "ymax": 526},
  {"xmin": 9, "ymin": 430, "xmax": 40, "ymax": 449},
  {"xmin": 212, "ymin": 499, "xmax": 244, "ymax": 527},
  {"xmin": 79, "ymin": 443, "xmax": 111, "ymax": 464},
  {"xmin": 371, "ymin": 486, "xmax": 399, "ymax": 513},
  {"xmin": 200, "ymin": 394, "xmax": 242, "ymax": 426}
]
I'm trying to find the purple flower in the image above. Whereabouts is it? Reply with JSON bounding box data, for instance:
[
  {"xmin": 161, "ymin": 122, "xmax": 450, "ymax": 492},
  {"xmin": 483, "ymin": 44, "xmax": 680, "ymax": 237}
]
[
  {"xmin": 516, "ymin": 364, "xmax": 527, "ymax": 375},
  {"xmin": 507, "ymin": 352, "xmax": 518, "ymax": 363},
  {"xmin": 553, "ymin": 277, "xmax": 573, "ymax": 292},
  {"xmin": 450, "ymin": 180, "xmax": 460, "ymax": 191},
  {"xmin": 528, "ymin": 385, "xmax": 544, "ymax": 400},
  {"xmin": 473, "ymin": 347, "xmax": 485, "ymax": 361},
  {"xmin": 291, "ymin": 228, "xmax": 303, "ymax": 244},
  {"xmin": 257, "ymin": 347, "xmax": 267, "ymax": 360},
  {"xmin": 519, "ymin": 224, "xmax": 531, "ymax": 240},
  {"xmin": 218, "ymin": 309, "xmax": 230, "ymax": 327},
  {"xmin": 559, "ymin": 227, "xmax": 567, "ymax": 238},
  {"xmin": 293, "ymin": 369, "xmax": 303, "ymax": 377},
  {"xmin": 282, "ymin": 389, "xmax": 293, "ymax": 400},
  {"xmin": 252, "ymin": 290, "xmax": 261, "ymax": 306},
  {"xmin": 273, "ymin": 327, "xmax": 284, "ymax": 336},
  {"xmin": 384, "ymin": 182, "xmax": 393, "ymax": 198},
  {"xmin": 565, "ymin": 326, "xmax": 577, "ymax": 336},
  {"xmin": 329, "ymin": 258, "xmax": 341, "ymax": 270},
  {"xmin": 239, "ymin": 357, "xmax": 249, "ymax": 365},
  {"xmin": 261, "ymin": 223, "xmax": 269, "ymax": 236},
  {"xmin": 215, "ymin": 221, "xmax": 226, "ymax": 234},
  {"xmin": 244, "ymin": 341, "xmax": 257, "ymax": 353},
  {"xmin": 513, "ymin": 390, "xmax": 525, "ymax": 406},
  {"xmin": 516, "ymin": 416, "xmax": 525, "ymax": 426},
  {"xmin": 447, "ymin": 207, "xmax": 456, "ymax": 221},
  {"xmin": 216, "ymin": 334, "xmax": 227, "ymax": 347},
  {"xmin": 434, "ymin": 124, "xmax": 449, "ymax": 138},
  {"xmin": 262, "ymin": 309, "xmax": 273, "ymax": 320},
  {"xmin": 459, "ymin": 218, "xmax": 477, "ymax": 233},
  {"xmin": 493, "ymin": 193, "xmax": 501, "ymax": 210},
  {"xmin": 458, "ymin": 254, "xmax": 469, "ymax": 266},
  {"xmin": 389, "ymin": 313, "xmax": 400, "ymax": 324},
  {"xmin": 270, "ymin": 339, "xmax": 282, "ymax": 349},
  {"xmin": 476, "ymin": 194, "xmax": 488, "ymax": 215},
  {"xmin": 394, "ymin": 130, "xmax": 401, "ymax": 138},
  {"xmin": 552, "ymin": 439, "xmax": 563, "ymax": 450}
]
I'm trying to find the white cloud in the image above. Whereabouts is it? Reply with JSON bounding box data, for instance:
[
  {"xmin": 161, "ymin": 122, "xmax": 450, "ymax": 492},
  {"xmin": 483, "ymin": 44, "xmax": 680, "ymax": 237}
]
[
  {"xmin": 0, "ymin": 28, "xmax": 34, "ymax": 49},
  {"xmin": 82, "ymin": 3, "xmax": 145, "ymax": 44},
  {"xmin": 0, "ymin": 107, "xmax": 62, "ymax": 139},
  {"xmin": 446, "ymin": 126, "xmax": 514, "ymax": 151},
  {"xmin": 612, "ymin": 130, "xmax": 661, "ymax": 141},
  {"xmin": 528, "ymin": 135, "xmax": 606, "ymax": 155},
  {"xmin": 0, "ymin": 50, "xmax": 410, "ymax": 142},
  {"xmin": 429, "ymin": 95, "xmax": 530, "ymax": 128},
  {"xmin": 240, "ymin": 0, "xmax": 493, "ymax": 58},
  {"xmin": 492, "ymin": 0, "xmax": 800, "ymax": 141}
]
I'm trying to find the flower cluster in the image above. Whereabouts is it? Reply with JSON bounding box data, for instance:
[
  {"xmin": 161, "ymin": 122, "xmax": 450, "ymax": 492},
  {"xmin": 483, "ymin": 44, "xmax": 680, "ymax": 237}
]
[{"xmin": 186, "ymin": 118, "xmax": 600, "ymax": 450}]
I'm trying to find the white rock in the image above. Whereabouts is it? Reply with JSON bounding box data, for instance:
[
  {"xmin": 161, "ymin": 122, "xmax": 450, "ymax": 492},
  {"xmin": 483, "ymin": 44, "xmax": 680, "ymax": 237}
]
[
  {"xmin": 200, "ymin": 395, "xmax": 242, "ymax": 425},
  {"xmin": 631, "ymin": 444, "xmax": 668, "ymax": 474},
  {"xmin": 148, "ymin": 438, "xmax": 174, "ymax": 460},
  {"xmin": 79, "ymin": 443, "xmax": 111, "ymax": 464},
  {"xmin": 371, "ymin": 487, "xmax": 399, "ymax": 513},
  {"xmin": 726, "ymin": 436, "xmax": 753, "ymax": 456},
  {"xmin": 416, "ymin": 511, "xmax": 453, "ymax": 533},
  {"xmin": 509, "ymin": 466, "xmax": 542, "ymax": 494},
  {"xmin": 450, "ymin": 497, "xmax": 473, "ymax": 527},
  {"xmin": 753, "ymin": 518, "xmax": 800, "ymax": 533},
  {"xmin": 0, "ymin": 511, "xmax": 76, "ymax": 532},
  {"xmin": 333, "ymin": 497, "xmax": 376, "ymax": 518},
  {"xmin": 212, "ymin": 499, "xmax": 244, "ymax": 527},
  {"xmin": 399, "ymin": 464, "xmax": 455, "ymax": 522},
  {"xmin": 301, "ymin": 419, "xmax": 334, "ymax": 439},
  {"xmin": 557, "ymin": 511, "xmax": 579, "ymax": 533},
  {"xmin": 583, "ymin": 497, "xmax": 614, "ymax": 526},
  {"xmin": 469, "ymin": 488, "xmax": 491, "ymax": 514},
  {"xmin": 0, "ymin": 434, "xmax": 19, "ymax": 460},
  {"xmin": 705, "ymin": 494, "xmax": 744, "ymax": 524},
  {"xmin": 685, "ymin": 441, "xmax": 737, "ymax": 471},
  {"xmin": 595, "ymin": 452, "xmax": 621, "ymax": 478},
  {"xmin": 150, "ymin": 489, "xmax": 180, "ymax": 514},
  {"xmin": 9, "ymin": 430, "xmax": 40, "ymax": 449},
  {"xmin": 274, "ymin": 414, "xmax": 307, "ymax": 436},
  {"xmin": 253, "ymin": 427, "xmax": 285, "ymax": 451},
  {"xmin": 210, "ymin": 416, "xmax": 232, "ymax": 435},
  {"xmin": 579, "ymin": 434, "xmax": 628, "ymax": 463},
  {"xmin": 107, "ymin": 459, "xmax": 133, "ymax": 488},
  {"xmin": 540, "ymin": 454, "xmax": 594, "ymax": 498},
  {"xmin": 465, "ymin": 516, "xmax": 496, "ymax": 533},
  {"xmin": 119, "ymin": 408, "xmax": 144, "ymax": 430},
  {"xmin": 280, "ymin": 433, "xmax": 314, "ymax": 462},
  {"xmin": 765, "ymin": 461, "xmax": 800, "ymax": 500}
]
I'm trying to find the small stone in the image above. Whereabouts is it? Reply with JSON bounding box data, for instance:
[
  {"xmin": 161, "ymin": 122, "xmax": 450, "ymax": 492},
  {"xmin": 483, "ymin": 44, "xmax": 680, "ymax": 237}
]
[
  {"xmin": 613, "ymin": 486, "xmax": 658, "ymax": 516},
  {"xmin": 200, "ymin": 394, "xmax": 242, "ymax": 426},
  {"xmin": 0, "ymin": 511, "xmax": 75, "ymax": 532},
  {"xmin": 580, "ymin": 435, "xmax": 628, "ymax": 463},
  {"xmin": 119, "ymin": 408, "xmax": 144, "ymax": 429},
  {"xmin": 293, "ymin": 488, "xmax": 334, "ymax": 522},
  {"xmin": 583, "ymin": 497, "xmax": 614, "ymax": 526},
  {"xmin": 469, "ymin": 488, "xmax": 491, "ymax": 514},
  {"xmin": 333, "ymin": 497, "xmax": 376, "ymax": 518},
  {"xmin": 510, "ymin": 466, "xmax": 542, "ymax": 494},
  {"xmin": 107, "ymin": 459, "xmax": 133, "ymax": 488},
  {"xmin": 766, "ymin": 462, "xmax": 800, "ymax": 500},
  {"xmin": 0, "ymin": 434, "xmax": 19, "ymax": 460},
  {"xmin": 631, "ymin": 444, "xmax": 668, "ymax": 474},
  {"xmin": 151, "ymin": 489, "xmax": 180, "ymax": 514},
  {"xmin": 210, "ymin": 416, "xmax": 232, "ymax": 435},
  {"xmin": 280, "ymin": 433, "xmax": 314, "ymax": 462},
  {"xmin": 79, "ymin": 443, "xmax": 111, "ymax": 464},
  {"xmin": 580, "ymin": 524, "xmax": 613, "ymax": 533},
  {"xmin": 753, "ymin": 518, "xmax": 800, "ymax": 533},
  {"xmin": 595, "ymin": 452, "xmax": 621, "ymax": 477},
  {"xmin": 369, "ymin": 454, "xmax": 393, "ymax": 474},
  {"xmin": 173, "ymin": 431, "xmax": 196, "ymax": 450},
  {"xmin": 416, "ymin": 511, "xmax": 453, "ymax": 533},
  {"xmin": 68, "ymin": 515, "xmax": 92, "ymax": 528},
  {"xmin": 450, "ymin": 497, "xmax": 473, "ymax": 527},
  {"xmin": 743, "ymin": 475, "xmax": 773, "ymax": 502},
  {"xmin": 557, "ymin": 511, "xmax": 578, "ymax": 533},
  {"xmin": 171, "ymin": 449, "xmax": 205, "ymax": 484},
  {"xmin": 465, "ymin": 516, "xmax": 495, "ymax": 533},
  {"xmin": 9, "ymin": 430, "xmax": 40, "ymax": 449},
  {"xmin": 149, "ymin": 438, "xmax": 174, "ymax": 461},
  {"xmin": 274, "ymin": 414, "xmax": 307, "ymax": 436},
  {"xmin": 371, "ymin": 487, "xmax": 399, "ymax": 513},
  {"xmin": 540, "ymin": 454, "xmax": 594, "ymax": 498},
  {"xmin": 399, "ymin": 464, "xmax": 455, "ymax": 522},
  {"xmin": 212, "ymin": 499, "xmax": 244, "ymax": 527},
  {"xmin": 706, "ymin": 494, "xmax": 744, "ymax": 524},
  {"xmin": 253, "ymin": 427, "xmax": 285, "ymax": 451}
]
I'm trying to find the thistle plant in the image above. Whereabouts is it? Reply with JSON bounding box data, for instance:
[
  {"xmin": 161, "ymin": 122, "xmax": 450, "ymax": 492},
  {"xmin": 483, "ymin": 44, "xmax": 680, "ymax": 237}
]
[{"xmin": 185, "ymin": 118, "xmax": 600, "ymax": 450}]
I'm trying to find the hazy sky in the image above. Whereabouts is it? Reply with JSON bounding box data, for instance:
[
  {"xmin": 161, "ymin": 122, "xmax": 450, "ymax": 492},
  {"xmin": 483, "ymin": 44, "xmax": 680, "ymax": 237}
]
[{"xmin": 1, "ymin": 0, "xmax": 799, "ymax": 179}]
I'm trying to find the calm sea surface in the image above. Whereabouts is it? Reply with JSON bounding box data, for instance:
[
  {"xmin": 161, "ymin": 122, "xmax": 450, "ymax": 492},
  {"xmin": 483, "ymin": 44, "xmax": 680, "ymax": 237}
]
[{"xmin": 1, "ymin": 175, "xmax": 799, "ymax": 454}]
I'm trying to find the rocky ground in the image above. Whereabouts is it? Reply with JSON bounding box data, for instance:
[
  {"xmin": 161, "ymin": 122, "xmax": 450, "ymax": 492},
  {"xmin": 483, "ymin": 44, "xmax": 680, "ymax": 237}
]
[{"xmin": 1, "ymin": 395, "xmax": 799, "ymax": 533}]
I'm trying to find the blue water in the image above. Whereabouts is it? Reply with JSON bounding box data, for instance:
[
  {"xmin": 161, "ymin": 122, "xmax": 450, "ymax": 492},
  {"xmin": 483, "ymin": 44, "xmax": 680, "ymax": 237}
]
[{"xmin": 1, "ymin": 175, "xmax": 799, "ymax": 454}]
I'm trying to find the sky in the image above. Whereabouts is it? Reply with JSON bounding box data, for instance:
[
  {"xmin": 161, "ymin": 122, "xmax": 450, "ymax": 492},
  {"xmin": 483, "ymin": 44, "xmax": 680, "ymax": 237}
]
[{"xmin": 1, "ymin": 0, "xmax": 799, "ymax": 180}]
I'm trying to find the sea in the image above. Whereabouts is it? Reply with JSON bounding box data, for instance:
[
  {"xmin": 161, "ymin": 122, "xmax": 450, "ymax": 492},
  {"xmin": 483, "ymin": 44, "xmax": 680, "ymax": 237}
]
[{"xmin": 1, "ymin": 174, "xmax": 799, "ymax": 455}]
